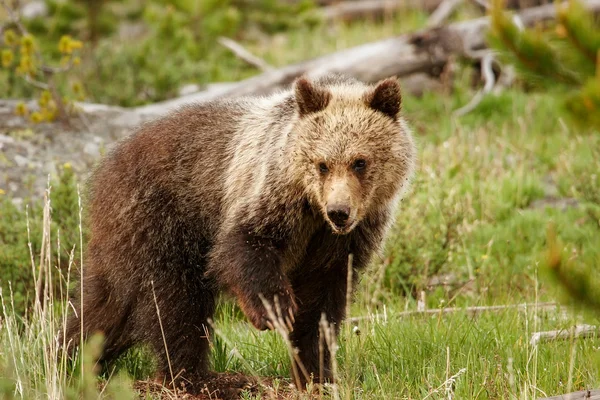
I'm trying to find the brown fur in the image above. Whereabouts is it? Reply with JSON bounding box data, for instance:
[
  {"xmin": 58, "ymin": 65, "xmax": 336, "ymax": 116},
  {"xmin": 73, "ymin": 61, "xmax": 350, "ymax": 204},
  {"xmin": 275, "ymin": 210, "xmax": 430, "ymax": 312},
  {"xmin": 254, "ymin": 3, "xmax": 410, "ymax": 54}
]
[{"xmin": 64, "ymin": 74, "xmax": 416, "ymax": 393}]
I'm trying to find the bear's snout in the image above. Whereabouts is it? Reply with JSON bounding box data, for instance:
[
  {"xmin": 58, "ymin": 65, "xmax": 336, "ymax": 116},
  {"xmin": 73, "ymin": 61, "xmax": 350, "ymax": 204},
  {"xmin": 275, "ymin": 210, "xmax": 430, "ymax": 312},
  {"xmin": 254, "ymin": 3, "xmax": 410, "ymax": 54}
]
[{"xmin": 327, "ymin": 205, "xmax": 351, "ymax": 229}]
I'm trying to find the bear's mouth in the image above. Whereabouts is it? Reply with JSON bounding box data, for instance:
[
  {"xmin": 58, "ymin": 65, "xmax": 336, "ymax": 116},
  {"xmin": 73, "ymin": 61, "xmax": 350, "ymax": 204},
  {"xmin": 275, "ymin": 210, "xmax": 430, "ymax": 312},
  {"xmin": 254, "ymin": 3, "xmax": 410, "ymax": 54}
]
[{"xmin": 325, "ymin": 218, "xmax": 357, "ymax": 235}]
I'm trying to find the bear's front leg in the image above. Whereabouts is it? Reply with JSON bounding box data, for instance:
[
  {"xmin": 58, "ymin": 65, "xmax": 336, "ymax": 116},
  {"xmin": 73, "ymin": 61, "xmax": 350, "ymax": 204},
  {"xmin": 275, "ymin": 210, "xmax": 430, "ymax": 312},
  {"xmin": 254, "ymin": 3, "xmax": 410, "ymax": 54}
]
[
  {"xmin": 288, "ymin": 258, "xmax": 357, "ymax": 389},
  {"xmin": 207, "ymin": 226, "xmax": 297, "ymax": 330}
]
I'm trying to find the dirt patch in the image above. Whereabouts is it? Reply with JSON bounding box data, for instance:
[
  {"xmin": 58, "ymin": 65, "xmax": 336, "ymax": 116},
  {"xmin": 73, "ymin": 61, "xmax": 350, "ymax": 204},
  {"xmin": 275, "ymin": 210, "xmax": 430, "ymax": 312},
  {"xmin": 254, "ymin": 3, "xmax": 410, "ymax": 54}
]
[{"xmin": 133, "ymin": 373, "xmax": 297, "ymax": 400}]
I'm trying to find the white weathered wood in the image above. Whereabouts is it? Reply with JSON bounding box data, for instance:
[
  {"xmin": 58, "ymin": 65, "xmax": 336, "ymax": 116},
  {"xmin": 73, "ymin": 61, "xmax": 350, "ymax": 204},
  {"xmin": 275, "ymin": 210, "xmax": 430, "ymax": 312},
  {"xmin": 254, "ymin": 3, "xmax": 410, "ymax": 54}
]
[
  {"xmin": 348, "ymin": 302, "xmax": 560, "ymax": 323},
  {"xmin": 530, "ymin": 324, "xmax": 598, "ymax": 346},
  {"xmin": 427, "ymin": 0, "xmax": 463, "ymax": 27},
  {"xmin": 218, "ymin": 37, "xmax": 274, "ymax": 72},
  {"xmin": 538, "ymin": 389, "xmax": 600, "ymax": 400}
]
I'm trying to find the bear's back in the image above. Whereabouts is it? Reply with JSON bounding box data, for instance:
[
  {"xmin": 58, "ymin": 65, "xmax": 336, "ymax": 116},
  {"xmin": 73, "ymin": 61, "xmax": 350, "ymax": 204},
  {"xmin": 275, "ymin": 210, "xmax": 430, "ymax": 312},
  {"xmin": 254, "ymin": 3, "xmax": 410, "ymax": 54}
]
[{"xmin": 87, "ymin": 96, "xmax": 295, "ymax": 246}]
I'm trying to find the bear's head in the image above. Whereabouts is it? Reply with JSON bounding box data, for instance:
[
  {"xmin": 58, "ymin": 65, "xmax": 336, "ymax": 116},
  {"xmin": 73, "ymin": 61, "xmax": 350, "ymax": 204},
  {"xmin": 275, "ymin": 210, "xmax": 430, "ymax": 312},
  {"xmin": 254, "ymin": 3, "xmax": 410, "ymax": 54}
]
[{"xmin": 290, "ymin": 75, "xmax": 415, "ymax": 235}]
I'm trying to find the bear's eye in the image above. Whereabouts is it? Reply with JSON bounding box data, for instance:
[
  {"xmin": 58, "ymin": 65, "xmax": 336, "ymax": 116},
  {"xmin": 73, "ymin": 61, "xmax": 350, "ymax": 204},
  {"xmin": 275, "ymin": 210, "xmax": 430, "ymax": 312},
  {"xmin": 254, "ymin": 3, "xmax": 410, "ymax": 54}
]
[
  {"xmin": 318, "ymin": 162, "xmax": 329, "ymax": 174},
  {"xmin": 353, "ymin": 159, "xmax": 367, "ymax": 172}
]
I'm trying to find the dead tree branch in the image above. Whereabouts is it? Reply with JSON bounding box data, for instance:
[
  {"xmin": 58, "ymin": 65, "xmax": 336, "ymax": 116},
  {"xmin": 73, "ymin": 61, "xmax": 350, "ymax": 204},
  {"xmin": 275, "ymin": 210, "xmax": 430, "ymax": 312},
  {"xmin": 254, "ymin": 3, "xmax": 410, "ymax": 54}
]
[
  {"xmin": 218, "ymin": 37, "xmax": 274, "ymax": 72},
  {"xmin": 348, "ymin": 302, "xmax": 560, "ymax": 323},
  {"xmin": 453, "ymin": 51, "xmax": 496, "ymax": 116},
  {"xmin": 427, "ymin": 0, "xmax": 463, "ymax": 27},
  {"xmin": 530, "ymin": 324, "xmax": 598, "ymax": 346}
]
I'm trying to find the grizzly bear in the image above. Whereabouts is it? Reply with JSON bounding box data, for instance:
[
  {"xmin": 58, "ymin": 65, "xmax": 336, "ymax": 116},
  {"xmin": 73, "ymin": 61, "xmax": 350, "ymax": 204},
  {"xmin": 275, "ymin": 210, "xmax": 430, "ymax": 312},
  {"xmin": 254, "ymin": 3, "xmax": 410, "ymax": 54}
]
[{"xmin": 64, "ymin": 74, "xmax": 415, "ymax": 394}]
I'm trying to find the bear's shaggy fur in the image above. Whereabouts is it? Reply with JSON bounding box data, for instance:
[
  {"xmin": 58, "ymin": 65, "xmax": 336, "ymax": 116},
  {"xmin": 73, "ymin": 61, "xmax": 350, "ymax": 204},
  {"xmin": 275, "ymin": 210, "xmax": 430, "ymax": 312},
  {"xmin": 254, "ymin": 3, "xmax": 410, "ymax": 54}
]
[{"xmin": 64, "ymin": 74, "xmax": 415, "ymax": 392}]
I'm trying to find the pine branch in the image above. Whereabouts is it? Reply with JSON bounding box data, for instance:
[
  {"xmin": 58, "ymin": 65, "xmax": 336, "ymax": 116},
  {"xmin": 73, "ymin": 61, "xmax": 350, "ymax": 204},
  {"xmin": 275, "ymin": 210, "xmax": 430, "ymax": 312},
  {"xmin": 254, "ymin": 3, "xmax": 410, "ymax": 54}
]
[
  {"xmin": 558, "ymin": 0, "xmax": 600, "ymax": 65},
  {"xmin": 489, "ymin": 0, "xmax": 581, "ymax": 86}
]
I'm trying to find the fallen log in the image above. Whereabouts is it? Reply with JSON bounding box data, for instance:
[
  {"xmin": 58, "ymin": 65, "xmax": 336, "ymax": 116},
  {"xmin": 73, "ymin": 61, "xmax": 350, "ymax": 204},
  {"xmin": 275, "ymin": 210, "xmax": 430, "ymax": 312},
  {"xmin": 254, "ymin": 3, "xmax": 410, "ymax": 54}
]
[
  {"xmin": 135, "ymin": 0, "xmax": 600, "ymax": 120},
  {"xmin": 530, "ymin": 324, "xmax": 598, "ymax": 346},
  {"xmin": 538, "ymin": 390, "xmax": 600, "ymax": 400},
  {"xmin": 347, "ymin": 302, "xmax": 561, "ymax": 323}
]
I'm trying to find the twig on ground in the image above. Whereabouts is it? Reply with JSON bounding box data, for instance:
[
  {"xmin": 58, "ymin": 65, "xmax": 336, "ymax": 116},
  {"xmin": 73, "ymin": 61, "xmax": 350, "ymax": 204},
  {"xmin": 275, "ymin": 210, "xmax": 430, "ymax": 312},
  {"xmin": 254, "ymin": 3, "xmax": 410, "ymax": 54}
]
[
  {"xmin": 319, "ymin": 314, "xmax": 340, "ymax": 400},
  {"xmin": 348, "ymin": 301, "xmax": 560, "ymax": 323},
  {"xmin": 422, "ymin": 365, "xmax": 467, "ymax": 400},
  {"xmin": 150, "ymin": 280, "xmax": 175, "ymax": 391},
  {"xmin": 530, "ymin": 324, "xmax": 598, "ymax": 347},
  {"xmin": 427, "ymin": 0, "xmax": 463, "ymax": 27},
  {"xmin": 345, "ymin": 254, "xmax": 354, "ymax": 320},
  {"xmin": 218, "ymin": 37, "xmax": 274, "ymax": 72},
  {"xmin": 453, "ymin": 51, "xmax": 496, "ymax": 117},
  {"xmin": 470, "ymin": 0, "xmax": 489, "ymax": 9}
]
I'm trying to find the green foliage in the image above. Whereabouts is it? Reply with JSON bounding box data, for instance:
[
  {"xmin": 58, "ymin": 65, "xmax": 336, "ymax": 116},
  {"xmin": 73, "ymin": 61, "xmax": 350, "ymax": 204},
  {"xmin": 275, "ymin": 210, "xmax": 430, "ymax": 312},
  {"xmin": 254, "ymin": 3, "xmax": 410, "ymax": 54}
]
[
  {"xmin": 489, "ymin": 2, "xmax": 578, "ymax": 85},
  {"xmin": 2, "ymin": 0, "xmax": 319, "ymax": 106},
  {"xmin": 565, "ymin": 74, "xmax": 600, "ymax": 128},
  {"xmin": 0, "ymin": 25, "xmax": 85, "ymax": 122},
  {"xmin": 27, "ymin": 0, "xmax": 120, "ymax": 41},
  {"xmin": 488, "ymin": 0, "xmax": 600, "ymax": 128},
  {"xmin": 92, "ymin": 0, "xmax": 319, "ymax": 106},
  {"xmin": 0, "ymin": 165, "xmax": 81, "ymax": 315}
]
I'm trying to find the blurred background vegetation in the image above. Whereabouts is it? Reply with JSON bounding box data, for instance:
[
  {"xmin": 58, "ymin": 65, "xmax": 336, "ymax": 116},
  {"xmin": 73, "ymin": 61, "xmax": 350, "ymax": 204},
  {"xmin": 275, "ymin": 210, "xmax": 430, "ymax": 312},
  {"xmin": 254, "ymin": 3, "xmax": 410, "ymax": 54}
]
[{"xmin": 1, "ymin": 0, "xmax": 320, "ymax": 107}]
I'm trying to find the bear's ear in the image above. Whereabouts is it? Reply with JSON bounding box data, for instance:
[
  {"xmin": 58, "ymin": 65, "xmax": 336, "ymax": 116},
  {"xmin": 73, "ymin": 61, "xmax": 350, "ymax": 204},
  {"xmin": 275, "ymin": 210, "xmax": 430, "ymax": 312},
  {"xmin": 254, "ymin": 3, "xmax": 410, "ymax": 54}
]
[
  {"xmin": 294, "ymin": 77, "xmax": 331, "ymax": 116},
  {"xmin": 367, "ymin": 78, "xmax": 402, "ymax": 119}
]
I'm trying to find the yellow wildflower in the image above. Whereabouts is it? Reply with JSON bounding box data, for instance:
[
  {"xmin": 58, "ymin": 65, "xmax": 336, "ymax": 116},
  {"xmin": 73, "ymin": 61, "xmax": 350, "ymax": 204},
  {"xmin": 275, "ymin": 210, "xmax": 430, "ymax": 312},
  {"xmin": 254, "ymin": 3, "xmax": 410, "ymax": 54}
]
[
  {"xmin": 58, "ymin": 35, "xmax": 72, "ymax": 54},
  {"xmin": 69, "ymin": 39, "xmax": 83, "ymax": 50},
  {"xmin": 20, "ymin": 34, "xmax": 35, "ymax": 54},
  {"xmin": 15, "ymin": 102, "xmax": 28, "ymax": 116},
  {"xmin": 1, "ymin": 49, "xmax": 14, "ymax": 68},
  {"xmin": 30, "ymin": 111, "xmax": 44, "ymax": 123},
  {"xmin": 18, "ymin": 55, "xmax": 34, "ymax": 75},
  {"xmin": 38, "ymin": 90, "xmax": 52, "ymax": 107},
  {"xmin": 3, "ymin": 29, "xmax": 17, "ymax": 46}
]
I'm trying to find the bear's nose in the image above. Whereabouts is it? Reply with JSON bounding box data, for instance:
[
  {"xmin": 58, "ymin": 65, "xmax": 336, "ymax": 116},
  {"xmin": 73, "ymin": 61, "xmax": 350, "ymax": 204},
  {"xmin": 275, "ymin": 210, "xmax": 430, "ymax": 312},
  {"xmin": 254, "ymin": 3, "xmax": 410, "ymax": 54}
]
[{"xmin": 327, "ymin": 206, "xmax": 351, "ymax": 229}]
